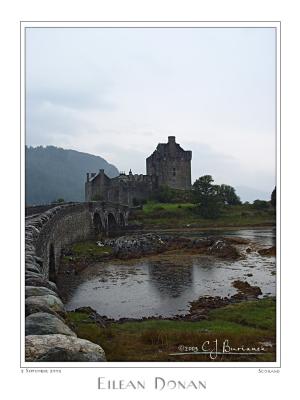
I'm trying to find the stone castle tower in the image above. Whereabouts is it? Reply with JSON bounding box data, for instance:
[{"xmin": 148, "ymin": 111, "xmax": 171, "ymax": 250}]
[
  {"xmin": 146, "ymin": 136, "xmax": 192, "ymax": 190},
  {"xmin": 85, "ymin": 136, "xmax": 192, "ymax": 205}
]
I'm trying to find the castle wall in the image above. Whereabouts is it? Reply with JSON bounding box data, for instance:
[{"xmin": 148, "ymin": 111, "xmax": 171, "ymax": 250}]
[
  {"xmin": 86, "ymin": 172, "xmax": 156, "ymax": 206},
  {"xmin": 107, "ymin": 177, "xmax": 154, "ymax": 206},
  {"xmin": 85, "ymin": 170, "xmax": 110, "ymax": 201}
]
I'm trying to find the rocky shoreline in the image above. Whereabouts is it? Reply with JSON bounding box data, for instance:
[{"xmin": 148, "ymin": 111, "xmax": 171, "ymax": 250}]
[
  {"xmin": 58, "ymin": 233, "xmax": 250, "ymax": 279},
  {"xmin": 104, "ymin": 233, "xmax": 245, "ymax": 260}
]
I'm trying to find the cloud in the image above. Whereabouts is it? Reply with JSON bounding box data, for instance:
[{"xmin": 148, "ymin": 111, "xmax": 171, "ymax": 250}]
[
  {"xmin": 28, "ymin": 87, "xmax": 116, "ymax": 111},
  {"xmin": 25, "ymin": 27, "xmax": 276, "ymax": 194}
]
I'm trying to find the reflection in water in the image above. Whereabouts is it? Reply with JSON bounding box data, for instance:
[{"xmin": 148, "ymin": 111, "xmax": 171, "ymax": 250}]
[
  {"xmin": 147, "ymin": 260, "xmax": 193, "ymax": 298},
  {"xmin": 62, "ymin": 228, "xmax": 276, "ymax": 319}
]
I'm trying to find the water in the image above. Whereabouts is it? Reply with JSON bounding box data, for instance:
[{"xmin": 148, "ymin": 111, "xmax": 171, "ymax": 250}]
[{"xmin": 62, "ymin": 228, "xmax": 276, "ymax": 319}]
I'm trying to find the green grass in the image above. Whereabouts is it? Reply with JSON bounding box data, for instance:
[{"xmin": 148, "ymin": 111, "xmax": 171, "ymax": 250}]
[
  {"xmin": 210, "ymin": 297, "xmax": 276, "ymax": 331},
  {"xmin": 61, "ymin": 241, "xmax": 113, "ymax": 266},
  {"xmin": 66, "ymin": 298, "xmax": 276, "ymax": 362},
  {"xmin": 142, "ymin": 201, "xmax": 195, "ymax": 213},
  {"xmin": 131, "ymin": 202, "xmax": 275, "ymax": 229},
  {"xmin": 71, "ymin": 241, "xmax": 113, "ymax": 256}
]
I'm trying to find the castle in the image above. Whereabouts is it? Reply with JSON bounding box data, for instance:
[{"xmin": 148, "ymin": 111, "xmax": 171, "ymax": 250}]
[{"xmin": 85, "ymin": 136, "xmax": 192, "ymax": 206}]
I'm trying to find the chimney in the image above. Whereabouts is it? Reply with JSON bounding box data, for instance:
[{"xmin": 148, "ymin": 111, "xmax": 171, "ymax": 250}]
[{"xmin": 168, "ymin": 136, "xmax": 176, "ymax": 143}]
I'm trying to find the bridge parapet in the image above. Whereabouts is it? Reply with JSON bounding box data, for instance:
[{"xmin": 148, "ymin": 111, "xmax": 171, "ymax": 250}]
[
  {"xmin": 24, "ymin": 201, "xmax": 130, "ymax": 362},
  {"xmin": 26, "ymin": 201, "xmax": 129, "ymax": 278}
]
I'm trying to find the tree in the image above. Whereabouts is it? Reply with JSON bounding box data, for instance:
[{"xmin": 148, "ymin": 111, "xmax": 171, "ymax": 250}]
[
  {"xmin": 271, "ymin": 187, "xmax": 276, "ymax": 208},
  {"xmin": 151, "ymin": 185, "xmax": 174, "ymax": 203},
  {"xmin": 216, "ymin": 184, "xmax": 241, "ymax": 205},
  {"xmin": 192, "ymin": 175, "xmax": 222, "ymax": 219},
  {"xmin": 252, "ymin": 199, "xmax": 270, "ymax": 210}
]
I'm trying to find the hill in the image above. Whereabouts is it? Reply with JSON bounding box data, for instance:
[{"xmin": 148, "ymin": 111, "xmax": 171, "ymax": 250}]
[{"xmin": 26, "ymin": 146, "xmax": 119, "ymax": 205}]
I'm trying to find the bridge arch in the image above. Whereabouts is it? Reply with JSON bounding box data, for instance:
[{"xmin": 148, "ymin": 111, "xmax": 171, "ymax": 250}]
[
  {"xmin": 107, "ymin": 212, "xmax": 118, "ymax": 233},
  {"xmin": 93, "ymin": 211, "xmax": 104, "ymax": 235},
  {"xmin": 119, "ymin": 212, "xmax": 125, "ymax": 227}
]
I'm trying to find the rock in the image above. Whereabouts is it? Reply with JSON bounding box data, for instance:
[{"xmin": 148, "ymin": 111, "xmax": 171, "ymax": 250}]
[
  {"xmin": 25, "ymin": 264, "xmax": 41, "ymax": 274},
  {"xmin": 106, "ymin": 233, "xmax": 168, "ymax": 259},
  {"xmin": 189, "ymin": 296, "xmax": 231, "ymax": 314},
  {"xmin": 72, "ymin": 307, "xmax": 108, "ymax": 327},
  {"xmin": 25, "ymin": 286, "xmax": 58, "ymax": 299},
  {"xmin": 26, "ymin": 225, "xmax": 40, "ymax": 235},
  {"xmin": 25, "ymin": 312, "xmax": 76, "ymax": 336},
  {"xmin": 224, "ymin": 237, "xmax": 250, "ymax": 245},
  {"xmin": 25, "ymin": 334, "xmax": 106, "ymax": 361},
  {"xmin": 25, "ymin": 295, "xmax": 64, "ymax": 316},
  {"xmin": 232, "ymin": 280, "xmax": 262, "ymax": 299},
  {"xmin": 25, "ymin": 255, "xmax": 37, "ymax": 264},
  {"xmin": 192, "ymin": 238, "xmax": 214, "ymax": 249},
  {"xmin": 258, "ymin": 246, "xmax": 276, "ymax": 256},
  {"xmin": 188, "ymin": 313, "xmax": 209, "ymax": 321},
  {"xmin": 47, "ymin": 281, "xmax": 58, "ymax": 292},
  {"xmin": 25, "ymin": 276, "xmax": 58, "ymax": 293},
  {"xmin": 25, "ymin": 271, "xmax": 44, "ymax": 280},
  {"xmin": 104, "ymin": 234, "xmax": 247, "ymax": 260},
  {"xmin": 207, "ymin": 240, "xmax": 240, "ymax": 259}
]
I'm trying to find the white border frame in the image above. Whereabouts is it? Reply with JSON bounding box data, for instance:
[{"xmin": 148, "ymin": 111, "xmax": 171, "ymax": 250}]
[{"xmin": 20, "ymin": 20, "xmax": 281, "ymax": 369}]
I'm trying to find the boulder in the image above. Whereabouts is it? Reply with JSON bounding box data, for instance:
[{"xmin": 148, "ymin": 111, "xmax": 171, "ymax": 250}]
[
  {"xmin": 25, "ymin": 295, "xmax": 64, "ymax": 316},
  {"xmin": 106, "ymin": 233, "xmax": 168, "ymax": 259},
  {"xmin": 25, "ymin": 286, "xmax": 58, "ymax": 299},
  {"xmin": 25, "ymin": 276, "xmax": 58, "ymax": 293},
  {"xmin": 47, "ymin": 281, "xmax": 58, "ymax": 292},
  {"xmin": 25, "ymin": 264, "xmax": 41, "ymax": 274},
  {"xmin": 25, "ymin": 271, "xmax": 44, "ymax": 280},
  {"xmin": 25, "ymin": 312, "xmax": 76, "ymax": 336},
  {"xmin": 25, "ymin": 255, "xmax": 37, "ymax": 264},
  {"xmin": 25, "ymin": 334, "xmax": 106, "ymax": 361}
]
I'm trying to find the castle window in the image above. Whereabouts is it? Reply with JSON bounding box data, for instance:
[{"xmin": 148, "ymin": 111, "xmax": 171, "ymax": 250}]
[{"xmin": 173, "ymin": 168, "xmax": 176, "ymax": 176}]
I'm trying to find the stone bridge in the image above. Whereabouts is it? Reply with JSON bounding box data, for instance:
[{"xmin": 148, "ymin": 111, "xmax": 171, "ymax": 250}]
[
  {"xmin": 25, "ymin": 201, "xmax": 130, "ymax": 361},
  {"xmin": 26, "ymin": 201, "xmax": 129, "ymax": 281}
]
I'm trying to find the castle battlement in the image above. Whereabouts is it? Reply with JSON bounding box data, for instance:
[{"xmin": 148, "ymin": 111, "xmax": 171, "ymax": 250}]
[{"xmin": 85, "ymin": 137, "xmax": 192, "ymax": 205}]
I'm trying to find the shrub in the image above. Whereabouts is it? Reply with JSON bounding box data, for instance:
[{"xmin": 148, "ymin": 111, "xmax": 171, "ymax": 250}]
[{"xmin": 252, "ymin": 200, "xmax": 270, "ymax": 210}]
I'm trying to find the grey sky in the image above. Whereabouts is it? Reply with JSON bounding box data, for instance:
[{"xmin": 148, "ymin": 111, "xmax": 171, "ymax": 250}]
[{"xmin": 26, "ymin": 27, "xmax": 276, "ymax": 195}]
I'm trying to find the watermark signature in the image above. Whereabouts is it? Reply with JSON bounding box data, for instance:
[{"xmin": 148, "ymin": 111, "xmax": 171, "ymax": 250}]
[{"xmin": 170, "ymin": 339, "xmax": 271, "ymax": 360}]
